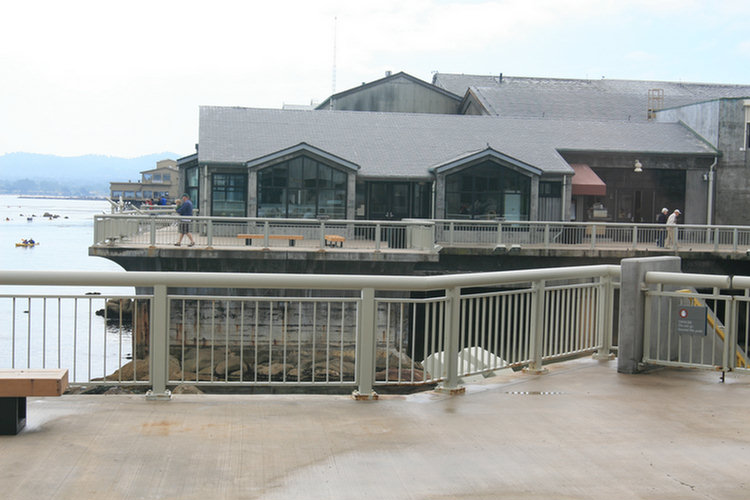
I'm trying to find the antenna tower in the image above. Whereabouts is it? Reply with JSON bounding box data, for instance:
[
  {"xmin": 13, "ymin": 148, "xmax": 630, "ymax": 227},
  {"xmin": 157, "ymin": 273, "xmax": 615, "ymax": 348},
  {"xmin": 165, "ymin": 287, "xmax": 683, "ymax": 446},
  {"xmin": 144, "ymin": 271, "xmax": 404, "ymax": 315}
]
[{"xmin": 331, "ymin": 16, "xmax": 337, "ymax": 110}]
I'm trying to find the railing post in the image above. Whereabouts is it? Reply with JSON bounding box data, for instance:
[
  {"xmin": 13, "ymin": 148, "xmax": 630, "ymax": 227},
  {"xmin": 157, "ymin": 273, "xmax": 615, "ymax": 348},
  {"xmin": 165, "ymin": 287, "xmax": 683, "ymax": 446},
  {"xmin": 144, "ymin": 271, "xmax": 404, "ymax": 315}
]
[
  {"xmin": 524, "ymin": 279, "xmax": 548, "ymax": 374},
  {"xmin": 146, "ymin": 284, "xmax": 171, "ymax": 400},
  {"xmin": 354, "ymin": 287, "xmax": 377, "ymax": 400},
  {"xmin": 149, "ymin": 216, "xmax": 156, "ymax": 247},
  {"xmin": 263, "ymin": 221, "xmax": 270, "ymax": 247},
  {"xmin": 733, "ymin": 228, "xmax": 738, "ymax": 252},
  {"xmin": 437, "ymin": 286, "xmax": 464, "ymax": 394},
  {"xmin": 713, "ymin": 227, "xmax": 719, "ymax": 252},
  {"xmin": 449, "ymin": 222, "xmax": 455, "ymax": 246},
  {"xmin": 319, "ymin": 221, "xmax": 326, "ymax": 249},
  {"xmin": 590, "ymin": 224, "xmax": 597, "ymax": 250},
  {"xmin": 206, "ymin": 218, "xmax": 214, "ymax": 247},
  {"xmin": 496, "ymin": 221, "xmax": 503, "ymax": 246},
  {"xmin": 374, "ymin": 223, "xmax": 381, "ymax": 251},
  {"xmin": 544, "ymin": 224, "xmax": 550, "ymax": 249},
  {"xmin": 593, "ymin": 274, "xmax": 615, "ymax": 360},
  {"xmin": 632, "ymin": 225, "xmax": 638, "ymax": 249},
  {"xmin": 721, "ymin": 289, "xmax": 734, "ymax": 372}
]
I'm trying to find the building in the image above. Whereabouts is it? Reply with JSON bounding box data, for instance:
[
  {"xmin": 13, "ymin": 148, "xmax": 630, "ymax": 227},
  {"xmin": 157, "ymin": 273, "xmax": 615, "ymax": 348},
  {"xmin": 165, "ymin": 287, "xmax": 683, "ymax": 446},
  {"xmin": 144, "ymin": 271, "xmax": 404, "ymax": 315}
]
[
  {"xmin": 110, "ymin": 159, "xmax": 180, "ymax": 205},
  {"xmin": 177, "ymin": 72, "xmax": 750, "ymax": 225}
]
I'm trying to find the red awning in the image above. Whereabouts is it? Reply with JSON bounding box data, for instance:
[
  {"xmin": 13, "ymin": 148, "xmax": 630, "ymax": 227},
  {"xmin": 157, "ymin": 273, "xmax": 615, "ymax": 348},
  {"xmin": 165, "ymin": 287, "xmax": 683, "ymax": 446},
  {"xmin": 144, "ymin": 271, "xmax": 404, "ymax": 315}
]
[{"xmin": 571, "ymin": 164, "xmax": 606, "ymax": 196}]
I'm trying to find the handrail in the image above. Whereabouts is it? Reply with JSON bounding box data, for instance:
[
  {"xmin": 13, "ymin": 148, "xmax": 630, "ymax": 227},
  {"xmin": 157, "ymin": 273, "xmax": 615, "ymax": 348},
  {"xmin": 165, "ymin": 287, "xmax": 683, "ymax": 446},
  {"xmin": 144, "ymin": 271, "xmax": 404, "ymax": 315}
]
[
  {"xmin": 644, "ymin": 271, "xmax": 731, "ymax": 288},
  {"xmin": 92, "ymin": 214, "xmax": 750, "ymax": 254},
  {"xmin": 0, "ymin": 265, "xmax": 621, "ymax": 291}
]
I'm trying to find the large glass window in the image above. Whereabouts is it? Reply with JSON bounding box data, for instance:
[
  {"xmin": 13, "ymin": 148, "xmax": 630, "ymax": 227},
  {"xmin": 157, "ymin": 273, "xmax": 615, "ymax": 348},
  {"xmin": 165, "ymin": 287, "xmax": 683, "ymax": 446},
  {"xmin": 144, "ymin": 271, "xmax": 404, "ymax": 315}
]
[
  {"xmin": 445, "ymin": 161, "xmax": 531, "ymax": 220},
  {"xmin": 185, "ymin": 166, "xmax": 200, "ymax": 208},
  {"xmin": 257, "ymin": 156, "xmax": 347, "ymax": 218},
  {"xmin": 212, "ymin": 173, "xmax": 247, "ymax": 217}
]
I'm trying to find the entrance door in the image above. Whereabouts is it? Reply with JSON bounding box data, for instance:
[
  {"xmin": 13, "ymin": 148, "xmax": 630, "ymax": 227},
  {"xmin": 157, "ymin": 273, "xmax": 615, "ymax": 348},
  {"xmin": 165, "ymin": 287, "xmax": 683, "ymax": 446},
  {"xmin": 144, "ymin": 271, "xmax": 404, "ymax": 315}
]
[
  {"xmin": 616, "ymin": 189, "xmax": 654, "ymax": 223},
  {"xmin": 368, "ymin": 182, "xmax": 410, "ymax": 220}
]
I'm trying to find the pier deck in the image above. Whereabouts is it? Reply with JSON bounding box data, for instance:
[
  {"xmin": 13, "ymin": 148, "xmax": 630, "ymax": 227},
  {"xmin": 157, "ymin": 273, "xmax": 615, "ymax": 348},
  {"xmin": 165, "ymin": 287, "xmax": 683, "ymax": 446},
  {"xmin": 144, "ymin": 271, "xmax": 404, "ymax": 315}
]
[{"xmin": 1, "ymin": 358, "xmax": 748, "ymax": 499}]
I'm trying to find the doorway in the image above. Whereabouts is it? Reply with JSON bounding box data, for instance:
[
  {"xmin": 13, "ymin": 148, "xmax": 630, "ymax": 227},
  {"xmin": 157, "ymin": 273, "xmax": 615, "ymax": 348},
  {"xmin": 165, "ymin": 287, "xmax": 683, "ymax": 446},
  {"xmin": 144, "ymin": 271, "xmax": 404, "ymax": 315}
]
[{"xmin": 367, "ymin": 182, "xmax": 410, "ymax": 220}]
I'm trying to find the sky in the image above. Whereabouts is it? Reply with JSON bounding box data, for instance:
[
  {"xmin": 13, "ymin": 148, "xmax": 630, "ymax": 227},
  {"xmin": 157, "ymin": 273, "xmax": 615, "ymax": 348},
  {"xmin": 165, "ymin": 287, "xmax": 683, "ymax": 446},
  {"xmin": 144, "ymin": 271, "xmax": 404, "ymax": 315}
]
[{"xmin": 1, "ymin": 0, "xmax": 749, "ymax": 159}]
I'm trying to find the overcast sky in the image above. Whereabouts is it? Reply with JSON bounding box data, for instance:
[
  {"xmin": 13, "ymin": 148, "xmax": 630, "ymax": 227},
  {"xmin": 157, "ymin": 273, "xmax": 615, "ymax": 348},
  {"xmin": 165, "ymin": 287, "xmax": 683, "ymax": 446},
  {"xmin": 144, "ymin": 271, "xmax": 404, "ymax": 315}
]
[{"xmin": 1, "ymin": 0, "xmax": 748, "ymax": 159}]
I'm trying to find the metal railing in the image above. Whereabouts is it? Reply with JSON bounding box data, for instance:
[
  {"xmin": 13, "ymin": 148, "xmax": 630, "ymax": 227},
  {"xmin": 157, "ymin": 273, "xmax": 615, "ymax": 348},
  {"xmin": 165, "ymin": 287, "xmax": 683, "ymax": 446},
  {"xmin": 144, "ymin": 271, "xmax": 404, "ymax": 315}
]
[
  {"xmin": 0, "ymin": 266, "xmax": 620, "ymax": 396},
  {"xmin": 93, "ymin": 215, "xmax": 437, "ymax": 251},
  {"xmin": 643, "ymin": 272, "xmax": 750, "ymax": 372},
  {"xmin": 434, "ymin": 219, "xmax": 750, "ymax": 253},
  {"xmin": 93, "ymin": 215, "xmax": 750, "ymax": 255}
]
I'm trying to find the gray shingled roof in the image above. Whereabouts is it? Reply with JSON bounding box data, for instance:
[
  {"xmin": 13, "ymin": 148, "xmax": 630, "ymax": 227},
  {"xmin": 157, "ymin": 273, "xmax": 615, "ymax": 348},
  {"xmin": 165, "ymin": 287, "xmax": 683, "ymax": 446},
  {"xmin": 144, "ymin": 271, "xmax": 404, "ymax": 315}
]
[
  {"xmin": 198, "ymin": 106, "xmax": 718, "ymax": 178},
  {"xmin": 433, "ymin": 73, "xmax": 750, "ymax": 121}
]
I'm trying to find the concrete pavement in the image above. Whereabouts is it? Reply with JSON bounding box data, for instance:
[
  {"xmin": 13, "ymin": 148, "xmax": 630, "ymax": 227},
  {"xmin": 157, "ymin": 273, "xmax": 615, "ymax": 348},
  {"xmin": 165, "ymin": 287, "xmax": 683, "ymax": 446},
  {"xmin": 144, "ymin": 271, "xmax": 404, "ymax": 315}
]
[{"xmin": 1, "ymin": 358, "xmax": 748, "ymax": 500}]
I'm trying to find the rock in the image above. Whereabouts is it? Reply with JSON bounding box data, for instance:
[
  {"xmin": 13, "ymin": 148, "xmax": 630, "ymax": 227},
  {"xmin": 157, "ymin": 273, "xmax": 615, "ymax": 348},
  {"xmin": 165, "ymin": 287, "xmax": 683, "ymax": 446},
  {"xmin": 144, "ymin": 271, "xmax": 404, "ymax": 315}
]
[
  {"xmin": 172, "ymin": 384, "xmax": 204, "ymax": 394},
  {"xmin": 256, "ymin": 362, "xmax": 292, "ymax": 378},
  {"xmin": 106, "ymin": 358, "xmax": 149, "ymax": 381},
  {"xmin": 375, "ymin": 367, "xmax": 425, "ymax": 382},
  {"xmin": 214, "ymin": 354, "xmax": 247, "ymax": 377}
]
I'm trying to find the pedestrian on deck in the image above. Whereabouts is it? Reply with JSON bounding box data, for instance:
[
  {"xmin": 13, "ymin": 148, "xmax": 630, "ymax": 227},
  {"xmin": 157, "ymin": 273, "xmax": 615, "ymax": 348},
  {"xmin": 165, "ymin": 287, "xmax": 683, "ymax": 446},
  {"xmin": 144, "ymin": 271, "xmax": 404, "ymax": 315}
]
[
  {"xmin": 656, "ymin": 207, "xmax": 668, "ymax": 247},
  {"xmin": 175, "ymin": 194, "xmax": 195, "ymax": 247},
  {"xmin": 665, "ymin": 209, "xmax": 681, "ymax": 248}
]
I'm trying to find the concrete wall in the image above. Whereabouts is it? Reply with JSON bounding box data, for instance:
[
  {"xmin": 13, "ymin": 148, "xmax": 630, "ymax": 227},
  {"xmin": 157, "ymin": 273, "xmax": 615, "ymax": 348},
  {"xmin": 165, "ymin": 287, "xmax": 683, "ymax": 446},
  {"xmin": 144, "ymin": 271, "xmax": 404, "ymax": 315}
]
[
  {"xmin": 618, "ymin": 256, "xmax": 681, "ymax": 374},
  {"xmin": 656, "ymin": 101, "xmax": 720, "ymax": 147},
  {"xmin": 714, "ymin": 100, "xmax": 750, "ymax": 224},
  {"xmin": 655, "ymin": 99, "xmax": 750, "ymax": 225}
]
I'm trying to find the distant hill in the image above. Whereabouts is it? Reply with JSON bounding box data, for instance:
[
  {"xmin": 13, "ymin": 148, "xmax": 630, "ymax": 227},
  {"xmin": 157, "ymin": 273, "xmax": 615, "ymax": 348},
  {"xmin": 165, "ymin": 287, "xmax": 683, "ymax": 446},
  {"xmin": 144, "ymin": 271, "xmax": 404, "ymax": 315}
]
[{"xmin": 0, "ymin": 152, "xmax": 180, "ymax": 196}]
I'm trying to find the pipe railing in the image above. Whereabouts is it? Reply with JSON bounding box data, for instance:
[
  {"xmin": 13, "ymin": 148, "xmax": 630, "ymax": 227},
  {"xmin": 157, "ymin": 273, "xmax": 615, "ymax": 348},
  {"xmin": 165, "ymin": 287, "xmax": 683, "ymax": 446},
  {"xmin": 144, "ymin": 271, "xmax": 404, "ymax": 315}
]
[
  {"xmin": 93, "ymin": 215, "xmax": 437, "ymax": 251},
  {"xmin": 0, "ymin": 266, "xmax": 620, "ymax": 398},
  {"xmin": 93, "ymin": 215, "xmax": 750, "ymax": 254}
]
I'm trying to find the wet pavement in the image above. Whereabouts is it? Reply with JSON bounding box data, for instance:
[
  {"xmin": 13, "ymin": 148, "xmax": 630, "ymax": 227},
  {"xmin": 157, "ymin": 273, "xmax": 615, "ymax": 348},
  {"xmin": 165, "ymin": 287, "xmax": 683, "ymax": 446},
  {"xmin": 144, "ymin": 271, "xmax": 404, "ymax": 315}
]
[{"xmin": 1, "ymin": 357, "xmax": 748, "ymax": 499}]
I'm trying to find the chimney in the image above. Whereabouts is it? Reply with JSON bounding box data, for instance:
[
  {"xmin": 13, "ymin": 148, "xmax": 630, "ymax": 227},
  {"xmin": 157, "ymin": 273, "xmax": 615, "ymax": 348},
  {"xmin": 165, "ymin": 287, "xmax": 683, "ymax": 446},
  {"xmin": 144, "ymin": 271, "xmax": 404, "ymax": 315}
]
[{"xmin": 385, "ymin": 70, "xmax": 392, "ymax": 77}]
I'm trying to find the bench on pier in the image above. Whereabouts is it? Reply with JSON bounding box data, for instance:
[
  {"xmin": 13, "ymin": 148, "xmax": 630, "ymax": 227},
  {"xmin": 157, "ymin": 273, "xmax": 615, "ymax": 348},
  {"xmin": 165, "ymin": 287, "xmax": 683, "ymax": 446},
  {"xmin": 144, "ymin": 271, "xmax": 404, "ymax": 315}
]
[
  {"xmin": 324, "ymin": 235, "xmax": 346, "ymax": 248},
  {"xmin": 237, "ymin": 234, "xmax": 304, "ymax": 247},
  {"xmin": 0, "ymin": 369, "xmax": 68, "ymax": 435}
]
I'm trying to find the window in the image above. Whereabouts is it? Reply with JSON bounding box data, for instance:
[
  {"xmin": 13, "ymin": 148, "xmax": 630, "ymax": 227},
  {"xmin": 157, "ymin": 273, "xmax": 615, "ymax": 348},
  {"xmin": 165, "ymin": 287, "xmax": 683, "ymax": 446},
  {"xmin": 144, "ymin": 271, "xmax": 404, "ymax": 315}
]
[
  {"xmin": 185, "ymin": 166, "xmax": 200, "ymax": 207},
  {"xmin": 539, "ymin": 182, "xmax": 561, "ymax": 198},
  {"xmin": 257, "ymin": 156, "xmax": 347, "ymax": 218},
  {"xmin": 111, "ymin": 190, "xmax": 122, "ymax": 198},
  {"xmin": 445, "ymin": 161, "xmax": 531, "ymax": 220},
  {"xmin": 142, "ymin": 190, "xmax": 153, "ymax": 199},
  {"xmin": 153, "ymin": 174, "xmax": 162, "ymax": 183},
  {"xmin": 212, "ymin": 173, "xmax": 247, "ymax": 217},
  {"xmin": 143, "ymin": 174, "xmax": 153, "ymax": 182},
  {"xmin": 162, "ymin": 173, "xmax": 171, "ymax": 182}
]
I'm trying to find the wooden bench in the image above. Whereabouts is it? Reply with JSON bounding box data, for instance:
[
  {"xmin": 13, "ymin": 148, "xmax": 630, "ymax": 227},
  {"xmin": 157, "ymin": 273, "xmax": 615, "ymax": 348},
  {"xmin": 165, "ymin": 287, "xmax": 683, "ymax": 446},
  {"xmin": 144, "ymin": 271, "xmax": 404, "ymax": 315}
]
[
  {"xmin": 0, "ymin": 369, "xmax": 68, "ymax": 435},
  {"xmin": 324, "ymin": 234, "xmax": 346, "ymax": 248},
  {"xmin": 237, "ymin": 234, "xmax": 304, "ymax": 247}
]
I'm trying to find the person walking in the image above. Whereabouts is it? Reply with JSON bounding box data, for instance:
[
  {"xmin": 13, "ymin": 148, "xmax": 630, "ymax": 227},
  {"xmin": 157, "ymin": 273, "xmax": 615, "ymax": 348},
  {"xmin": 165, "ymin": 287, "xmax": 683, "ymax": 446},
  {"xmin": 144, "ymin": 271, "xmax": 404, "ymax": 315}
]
[
  {"xmin": 665, "ymin": 209, "xmax": 680, "ymax": 248},
  {"xmin": 656, "ymin": 207, "xmax": 668, "ymax": 247},
  {"xmin": 175, "ymin": 194, "xmax": 195, "ymax": 247}
]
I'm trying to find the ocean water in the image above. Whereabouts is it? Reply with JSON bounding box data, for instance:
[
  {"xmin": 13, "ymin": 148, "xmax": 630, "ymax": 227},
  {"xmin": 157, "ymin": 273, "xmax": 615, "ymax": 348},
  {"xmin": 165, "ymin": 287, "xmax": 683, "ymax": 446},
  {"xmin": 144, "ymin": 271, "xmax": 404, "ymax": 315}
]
[{"xmin": 0, "ymin": 195, "xmax": 134, "ymax": 381}]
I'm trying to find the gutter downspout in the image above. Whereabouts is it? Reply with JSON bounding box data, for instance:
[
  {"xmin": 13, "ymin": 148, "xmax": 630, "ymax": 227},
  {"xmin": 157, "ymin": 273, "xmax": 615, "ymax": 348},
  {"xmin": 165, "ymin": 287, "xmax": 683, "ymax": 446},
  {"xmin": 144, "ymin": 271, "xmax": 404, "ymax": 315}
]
[{"xmin": 706, "ymin": 157, "xmax": 718, "ymax": 225}]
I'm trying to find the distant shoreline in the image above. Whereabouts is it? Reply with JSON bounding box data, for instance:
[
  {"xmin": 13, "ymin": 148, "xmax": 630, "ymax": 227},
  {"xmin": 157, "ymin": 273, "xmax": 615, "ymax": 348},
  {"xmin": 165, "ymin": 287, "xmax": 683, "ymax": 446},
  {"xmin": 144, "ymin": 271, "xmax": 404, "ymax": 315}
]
[{"xmin": 16, "ymin": 195, "xmax": 106, "ymax": 201}]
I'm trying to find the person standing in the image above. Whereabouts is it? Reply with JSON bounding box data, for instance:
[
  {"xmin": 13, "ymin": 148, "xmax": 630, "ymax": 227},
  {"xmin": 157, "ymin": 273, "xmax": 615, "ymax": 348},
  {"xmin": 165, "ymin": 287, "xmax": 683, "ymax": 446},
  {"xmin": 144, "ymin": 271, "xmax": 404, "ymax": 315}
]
[
  {"xmin": 175, "ymin": 194, "xmax": 195, "ymax": 247},
  {"xmin": 656, "ymin": 207, "xmax": 668, "ymax": 247},
  {"xmin": 665, "ymin": 209, "xmax": 680, "ymax": 248}
]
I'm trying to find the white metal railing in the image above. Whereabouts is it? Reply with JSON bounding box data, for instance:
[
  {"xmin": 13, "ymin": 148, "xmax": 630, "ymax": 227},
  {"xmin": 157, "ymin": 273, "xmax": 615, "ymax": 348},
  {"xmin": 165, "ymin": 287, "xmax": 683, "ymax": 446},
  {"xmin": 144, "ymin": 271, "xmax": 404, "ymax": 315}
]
[
  {"xmin": 92, "ymin": 215, "xmax": 437, "ymax": 252},
  {"xmin": 93, "ymin": 215, "xmax": 750, "ymax": 255},
  {"xmin": 433, "ymin": 219, "xmax": 750, "ymax": 253},
  {"xmin": 0, "ymin": 266, "xmax": 619, "ymax": 396},
  {"xmin": 643, "ymin": 272, "xmax": 750, "ymax": 372}
]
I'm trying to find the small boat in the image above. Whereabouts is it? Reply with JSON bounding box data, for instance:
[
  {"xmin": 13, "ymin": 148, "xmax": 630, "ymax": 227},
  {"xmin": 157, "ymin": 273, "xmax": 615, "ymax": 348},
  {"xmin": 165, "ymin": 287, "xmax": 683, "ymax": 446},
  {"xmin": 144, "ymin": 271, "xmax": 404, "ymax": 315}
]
[{"xmin": 15, "ymin": 241, "xmax": 39, "ymax": 247}]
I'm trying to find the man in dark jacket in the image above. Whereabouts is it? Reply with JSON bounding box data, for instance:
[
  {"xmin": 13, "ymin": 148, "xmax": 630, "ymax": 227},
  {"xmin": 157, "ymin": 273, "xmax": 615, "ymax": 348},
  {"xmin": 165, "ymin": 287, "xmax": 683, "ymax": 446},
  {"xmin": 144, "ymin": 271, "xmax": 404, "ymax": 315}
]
[
  {"xmin": 175, "ymin": 194, "xmax": 195, "ymax": 247},
  {"xmin": 656, "ymin": 207, "xmax": 668, "ymax": 247}
]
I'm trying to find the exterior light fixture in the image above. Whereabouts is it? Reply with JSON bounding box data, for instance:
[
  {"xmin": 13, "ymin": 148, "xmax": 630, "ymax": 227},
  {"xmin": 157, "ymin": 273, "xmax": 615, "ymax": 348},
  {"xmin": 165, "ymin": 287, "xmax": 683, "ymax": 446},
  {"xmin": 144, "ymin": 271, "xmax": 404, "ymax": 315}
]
[{"xmin": 634, "ymin": 159, "xmax": 643, "ymax": 173}]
